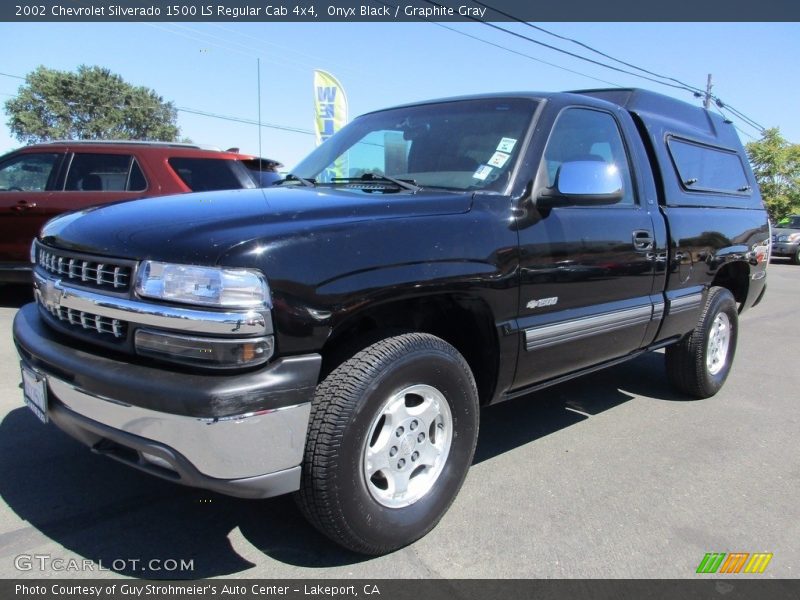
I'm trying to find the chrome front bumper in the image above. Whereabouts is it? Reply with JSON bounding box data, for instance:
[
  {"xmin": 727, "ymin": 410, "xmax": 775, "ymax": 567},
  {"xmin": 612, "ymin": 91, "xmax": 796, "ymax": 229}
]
[
  {"xmin": 13, "ymin": 302, "xmax": 322, "ymax": 499},
  {"xmin": 40, "ymin": 374, "xmax": 310, "ymax": 498},
  {"xmin": 50, "ymin": 376, "xmax": 310, "ymax": 479}
]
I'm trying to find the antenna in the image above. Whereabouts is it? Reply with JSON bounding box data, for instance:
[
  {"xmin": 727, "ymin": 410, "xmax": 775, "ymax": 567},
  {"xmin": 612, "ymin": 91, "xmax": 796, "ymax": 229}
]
[{"xmin": 257, "ymin": 58, "xmax": 263, "ymax": 181}]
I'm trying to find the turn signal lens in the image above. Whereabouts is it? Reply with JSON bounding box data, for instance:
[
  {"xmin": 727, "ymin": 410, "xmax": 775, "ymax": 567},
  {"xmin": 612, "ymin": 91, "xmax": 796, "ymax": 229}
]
[{"xmin": 135, "ymin": 330, "xmax": 273, "ymax": 369}]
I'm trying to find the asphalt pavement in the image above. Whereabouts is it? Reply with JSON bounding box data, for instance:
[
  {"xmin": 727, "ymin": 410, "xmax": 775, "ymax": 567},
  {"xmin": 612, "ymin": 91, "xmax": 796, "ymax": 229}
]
[{"xmin": 0, "ymin": 262, "xmax": 797, "ymax": 579}]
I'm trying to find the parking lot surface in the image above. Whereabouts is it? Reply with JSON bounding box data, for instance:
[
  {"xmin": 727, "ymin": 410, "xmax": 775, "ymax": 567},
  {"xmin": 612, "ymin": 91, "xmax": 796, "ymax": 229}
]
[{"xmin": 0, "ymin": 263, "xmax": 797, "ymax": 579}]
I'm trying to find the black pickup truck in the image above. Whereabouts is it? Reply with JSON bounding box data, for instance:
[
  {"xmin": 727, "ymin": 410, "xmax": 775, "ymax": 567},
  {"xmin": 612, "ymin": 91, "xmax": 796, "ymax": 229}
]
[{"xmin": 13, "ymin": 88, "xmax": 770, "ymax": 555}]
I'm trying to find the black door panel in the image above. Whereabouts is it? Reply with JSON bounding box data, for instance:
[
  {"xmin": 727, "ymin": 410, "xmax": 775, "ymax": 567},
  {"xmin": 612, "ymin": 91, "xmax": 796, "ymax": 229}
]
[
  {"xmin": 514, "ymin": 208, "xmax": 657, "ymax": 387},
  {"xmin": 511, "ymin": 105, "xmax": 659, "ymax": 390}
]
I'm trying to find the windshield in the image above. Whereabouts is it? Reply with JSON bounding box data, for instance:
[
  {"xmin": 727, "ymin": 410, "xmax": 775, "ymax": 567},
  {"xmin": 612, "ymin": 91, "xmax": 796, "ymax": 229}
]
[
  {"xmin": 780, "ymin": 216, "xmax": 800, "ymax": 229},
  {"xmin": 292, "ymin": 98, "xmax": 538, "ymax": 191}
]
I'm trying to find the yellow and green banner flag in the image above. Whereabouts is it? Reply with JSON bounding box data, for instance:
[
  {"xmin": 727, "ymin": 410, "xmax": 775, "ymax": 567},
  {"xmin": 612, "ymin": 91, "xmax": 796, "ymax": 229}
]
[
  {"xmin": 313, "ymin": 69, "xmax": 348, "ymax": 180},
  {"xmin": 313, "ymin": 69, "xmax": 348, "ymax": 146}
]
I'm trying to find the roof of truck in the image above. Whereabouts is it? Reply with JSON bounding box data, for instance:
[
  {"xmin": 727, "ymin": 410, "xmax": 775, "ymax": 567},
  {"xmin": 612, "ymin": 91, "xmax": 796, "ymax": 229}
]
[{"xmin": 371, "ymin": 88, "xmax": 740, "ymax": 149}]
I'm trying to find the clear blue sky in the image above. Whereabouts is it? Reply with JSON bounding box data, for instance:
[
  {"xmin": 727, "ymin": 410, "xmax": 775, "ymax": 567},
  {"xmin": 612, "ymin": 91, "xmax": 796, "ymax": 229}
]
[{"xmin": 1, "ymin": 22, "xmax": 798, "ymax": 167}]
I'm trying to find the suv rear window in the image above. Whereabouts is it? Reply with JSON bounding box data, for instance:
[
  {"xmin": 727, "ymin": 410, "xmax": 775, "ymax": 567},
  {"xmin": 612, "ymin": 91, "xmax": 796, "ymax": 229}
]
[
  {"xmin": 167, "ymin": 157, "xmax": 256, "ymax": 192},
  {"xmin": 65, "ymin": 153, "xmax": 147, "ymax": 192},
  {"xmin": 667, "ymin": 138, "xmax": 751, "ymax": 195}
]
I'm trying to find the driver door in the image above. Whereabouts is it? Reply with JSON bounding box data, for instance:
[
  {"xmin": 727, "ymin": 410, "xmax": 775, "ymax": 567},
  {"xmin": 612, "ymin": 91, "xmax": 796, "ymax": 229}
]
[{"xmin": 512, "ymin": 106, "xmax": 658, "ymax": 390}]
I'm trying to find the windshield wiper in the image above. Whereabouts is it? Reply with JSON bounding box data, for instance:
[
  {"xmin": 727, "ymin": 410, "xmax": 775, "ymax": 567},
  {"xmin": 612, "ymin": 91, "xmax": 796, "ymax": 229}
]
[
  {"xmin": 275, "ymin": 173, "xmax": 316, "ymax": 187},
  {"xmin": 332, "ymin": 173, "xmax": 421, "ymax": 192}
]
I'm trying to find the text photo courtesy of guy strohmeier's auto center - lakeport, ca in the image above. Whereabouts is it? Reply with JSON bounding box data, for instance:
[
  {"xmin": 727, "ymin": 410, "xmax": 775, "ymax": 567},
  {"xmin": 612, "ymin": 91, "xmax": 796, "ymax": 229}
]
[{"xmin": 0, "ymin": 2, "xmax": 799, "ymax": 597}]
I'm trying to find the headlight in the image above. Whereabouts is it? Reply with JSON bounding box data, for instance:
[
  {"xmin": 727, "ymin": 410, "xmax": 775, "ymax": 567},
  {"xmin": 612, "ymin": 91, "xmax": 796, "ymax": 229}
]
[
  {"xmin": 788, "ymin": 233, "xmax": 800, "ymax": 243},
  {"xmin": 136, "ymin": 261, "xmax": 270, "ymax": 308}
]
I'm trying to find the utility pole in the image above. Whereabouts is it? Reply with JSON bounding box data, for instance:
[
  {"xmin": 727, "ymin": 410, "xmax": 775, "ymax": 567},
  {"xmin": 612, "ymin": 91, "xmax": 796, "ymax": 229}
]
[{"xmin": 704, "ymin": 74, "xmax": 713, "ymax": 110}]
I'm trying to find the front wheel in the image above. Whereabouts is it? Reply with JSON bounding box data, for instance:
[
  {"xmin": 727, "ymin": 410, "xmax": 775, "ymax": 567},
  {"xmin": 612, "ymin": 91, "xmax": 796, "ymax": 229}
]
[
  {"xmin": 295, "ymin": 333, "xmax": 479, "ymax": 555},
  {"xmin": 791, "ymin": 247, "xmax": 800, "ymax": 265},
  {"xmin": 665, "ymin": 286, "xmax": 738, "ymax": 398}
]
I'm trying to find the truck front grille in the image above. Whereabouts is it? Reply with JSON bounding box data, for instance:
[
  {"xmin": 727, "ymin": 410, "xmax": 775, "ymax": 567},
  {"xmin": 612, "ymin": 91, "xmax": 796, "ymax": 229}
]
[
  {"xmin": 43, "ymin": 303, "xmax": 127, "ymax": 339},
  {"xmin": 37, "ymin": 246, "xmax": 132, "ymax": 291}
]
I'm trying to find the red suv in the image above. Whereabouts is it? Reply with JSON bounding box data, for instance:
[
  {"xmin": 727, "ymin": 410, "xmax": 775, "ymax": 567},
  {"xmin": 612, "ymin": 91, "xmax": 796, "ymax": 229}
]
[{"xmin": 0, "ymin": 141, "xmax": 259, "ymax": 283}]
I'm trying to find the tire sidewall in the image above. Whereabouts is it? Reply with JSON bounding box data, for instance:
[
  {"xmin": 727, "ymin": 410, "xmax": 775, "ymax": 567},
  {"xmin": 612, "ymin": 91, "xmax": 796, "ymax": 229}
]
[
  {"xmin": 331, "ymin": 345, "xmax": 478, "ymax": 550},
  {"xmin": 700, "ymin": 289, "xmax": 738, "ymax": 393}
]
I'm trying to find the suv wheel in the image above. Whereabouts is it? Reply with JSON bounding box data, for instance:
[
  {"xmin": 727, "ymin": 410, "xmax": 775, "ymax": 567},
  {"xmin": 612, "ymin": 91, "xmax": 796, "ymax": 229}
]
[
  {"xmin": 792, "ymin": 247, "xmax": 800, "ymax": 265},
  {"xmin": 295, "ymin": 333, "xmax": 479, "ymax": 555},
  {"xmin": 665, "ymin": 286, "xmax": 738, "ymax": 398}
]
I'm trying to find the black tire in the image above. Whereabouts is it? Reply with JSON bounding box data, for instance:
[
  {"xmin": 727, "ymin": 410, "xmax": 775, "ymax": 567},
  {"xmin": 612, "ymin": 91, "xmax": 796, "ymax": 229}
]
[
  {"xmin": 665, "ymin": 286, "xmax": 738, "ymax": 399},
  {"xmin": 791, "ymin": 247, "xmax": 800, "ymax": 265},
  {"xmin": 295, "ymin": 333, "xmax": 479, "ymax": 555}
]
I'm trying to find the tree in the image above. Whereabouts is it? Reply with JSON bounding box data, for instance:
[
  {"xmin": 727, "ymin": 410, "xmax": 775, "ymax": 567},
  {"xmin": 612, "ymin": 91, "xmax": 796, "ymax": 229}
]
[
  {"xmin": 4, "ymin": 65, "xmax": 181, "ymax": 144},
  {"xmin": 746, "ymin": 128, "xmax": 800, "ymax": 222}
]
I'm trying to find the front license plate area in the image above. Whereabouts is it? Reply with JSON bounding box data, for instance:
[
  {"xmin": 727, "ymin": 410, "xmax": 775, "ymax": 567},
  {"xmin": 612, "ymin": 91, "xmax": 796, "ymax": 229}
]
[{"xmin": 21, "ymin": 366, "xmax": 48, "ymax": 424}]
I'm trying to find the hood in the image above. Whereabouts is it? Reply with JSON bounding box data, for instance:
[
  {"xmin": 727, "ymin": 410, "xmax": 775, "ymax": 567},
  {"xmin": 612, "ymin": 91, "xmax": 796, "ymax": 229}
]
[
  {"xmin": 40, "ymin": 186, "xmax": 473, "ymax": 265},
  {"xmin": 773, "ymin": 226, "xmax": 800, "ymax": 237}
]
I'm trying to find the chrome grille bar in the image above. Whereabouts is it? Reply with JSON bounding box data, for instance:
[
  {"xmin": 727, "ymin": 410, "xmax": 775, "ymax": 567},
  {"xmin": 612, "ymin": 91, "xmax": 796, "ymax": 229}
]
[
  {"xmin": 37, "ymin": 247, "xmax": 131, "ymax": 290},
  {"xmin": 44, "ymin": 302, "xmax": 127, "ymax": 339},
  {"xmin": 34, "ymin": 272, "xmax": 270, "ymax": 336}
]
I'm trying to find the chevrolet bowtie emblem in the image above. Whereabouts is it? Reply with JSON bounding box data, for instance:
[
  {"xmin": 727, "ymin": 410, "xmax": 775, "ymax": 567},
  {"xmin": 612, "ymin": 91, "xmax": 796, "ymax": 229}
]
[{"xmin": 37, "ymin": 277, "xmax": 64, "ymax": 311}]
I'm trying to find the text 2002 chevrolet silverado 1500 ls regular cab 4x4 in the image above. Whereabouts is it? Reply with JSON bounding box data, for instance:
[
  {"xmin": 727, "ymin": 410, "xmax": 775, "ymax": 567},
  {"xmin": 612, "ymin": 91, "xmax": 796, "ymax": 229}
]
[{"xmin": 13, "ymin": 89, "xmax": 770, "ymax": 555}]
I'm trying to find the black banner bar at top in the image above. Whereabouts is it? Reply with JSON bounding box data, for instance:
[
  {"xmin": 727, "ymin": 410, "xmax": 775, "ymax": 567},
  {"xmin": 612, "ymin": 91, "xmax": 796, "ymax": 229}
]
[{"xmin": 2, "ymin": 0, "xmax": 799, "ymax": 22}]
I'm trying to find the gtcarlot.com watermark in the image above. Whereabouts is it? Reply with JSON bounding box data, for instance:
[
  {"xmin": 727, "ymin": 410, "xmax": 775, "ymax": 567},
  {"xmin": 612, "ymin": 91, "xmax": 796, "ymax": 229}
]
[{"xmin": 14, "ymin": 553, "xmax": 194, "ymax": 573}]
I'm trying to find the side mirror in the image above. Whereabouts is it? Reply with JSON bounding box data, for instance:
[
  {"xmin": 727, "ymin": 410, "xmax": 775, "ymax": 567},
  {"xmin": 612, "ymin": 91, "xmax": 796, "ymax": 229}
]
[{"xmin": 537, "ymin": 161, "xmax": 624, "ymax": 208}]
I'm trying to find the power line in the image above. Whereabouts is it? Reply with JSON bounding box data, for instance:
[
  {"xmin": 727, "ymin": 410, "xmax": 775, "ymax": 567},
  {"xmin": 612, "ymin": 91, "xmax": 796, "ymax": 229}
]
[
  {"xmin": 209, "ymin": 24, "xmax": 364, "ymax": 77},
  {"xmin": 0, "ymin": 72, "xmax": 314, "ymax": 137},
  {"xmin": 710, "ymin": 103, "xmax": 756, "ymax": 140},
  {"xmin": 177, "ymin": 107, "xmax": 314, "ymax": 135},
  {"xmin": 451, "ymin": 0, "xmax": 769, "ymax": 135},
  {"xmin": 429, "ymin": 21, "xmax": 623, "ymax": 88},
  {"xmin": 372, "ymin": 0, "xmax": 621, "ymax": 87},
  {"xmin": 713, "ymin": 99, "xmax": 765, "ymax": 133},
  {"xmin": 145, "ymin": 23, "xmax": 255, "ymax": 60},
  {"xmin": 0, "ymin": 25, "xmax": 772, "ymax": 141},
  {"xmin": 469, "ymin": 0, "xmax": 707, "ymax": 96},
  {"xmin": 150, "ymin": 23, "xmax": 321, "ymax": 72},
  {"xmin": 422, "ymin": 0, "xmax": 698, "ymax": 95}
]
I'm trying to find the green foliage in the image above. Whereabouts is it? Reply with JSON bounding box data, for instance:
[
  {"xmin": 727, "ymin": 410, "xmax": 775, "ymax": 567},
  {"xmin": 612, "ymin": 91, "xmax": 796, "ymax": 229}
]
[
  {"xmin": 746, "ymin": 128, "xmax": 800, "ymax": 222},
  {"xmin": 4, "ymin": 65, "xmax": 181, "ymax": 144}
]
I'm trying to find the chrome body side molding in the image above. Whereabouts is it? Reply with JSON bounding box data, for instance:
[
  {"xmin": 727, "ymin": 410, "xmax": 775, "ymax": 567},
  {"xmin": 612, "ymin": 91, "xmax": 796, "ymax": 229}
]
[{"xmin": 524, "ymin": 304, "xmax": 654, "ymax": 352}]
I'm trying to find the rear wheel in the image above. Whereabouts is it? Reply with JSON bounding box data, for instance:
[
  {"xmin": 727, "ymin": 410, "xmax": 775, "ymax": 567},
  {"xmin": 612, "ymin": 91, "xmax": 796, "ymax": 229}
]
[
  {"xmin": 665, "ymin": 286, "xmax": 738, "ymax": 398},
  {"xmin": 295, "ymin": 333, "xmax": 479, "ymax": 555}
]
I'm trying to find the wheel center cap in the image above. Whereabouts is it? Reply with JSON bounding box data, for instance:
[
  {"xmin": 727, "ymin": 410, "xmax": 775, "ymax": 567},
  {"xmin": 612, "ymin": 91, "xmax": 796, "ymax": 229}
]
[{"xmin": 399, "ymin": 435, "xmax": 415, "ymax": 456}]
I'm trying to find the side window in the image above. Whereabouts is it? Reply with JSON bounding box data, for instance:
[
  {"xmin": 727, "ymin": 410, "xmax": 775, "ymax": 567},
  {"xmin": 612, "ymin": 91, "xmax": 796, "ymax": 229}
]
[
  {"xmin": 667, "ymin": 138, "xmax": 750, "ymax": 195},
  {"xmin": 541, "ymin": 108, "xmax": 636, "ymax": 206},
  {"xmin": 65, "ymin": 153, "xmax": 140, "ymax": 192},
  {"xmin": 128, "ymin": 159, "xmax": 147, "ymax": 192},
  {"xmin": 0, "ymin": 153, "xmax": 61, "ymax": 192},
  {"xmin": 167, "ymin": 157, "xmax": 256, "ymax": 192}
]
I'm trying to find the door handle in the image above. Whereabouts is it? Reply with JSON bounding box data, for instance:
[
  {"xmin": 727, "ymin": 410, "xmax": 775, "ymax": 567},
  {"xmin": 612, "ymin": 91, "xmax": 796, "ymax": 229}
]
[
  {"xmin": 11, "ymin": 201, "xmax": 37, "ymax": 212},
  {"xmin": 632, "ymin": 230, "xmax": 654, "ymax": 251}
]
